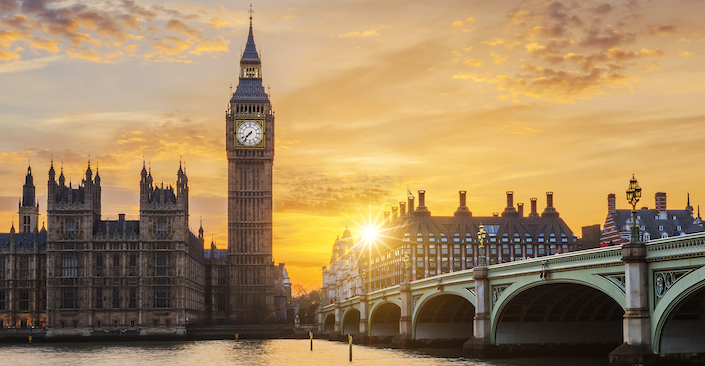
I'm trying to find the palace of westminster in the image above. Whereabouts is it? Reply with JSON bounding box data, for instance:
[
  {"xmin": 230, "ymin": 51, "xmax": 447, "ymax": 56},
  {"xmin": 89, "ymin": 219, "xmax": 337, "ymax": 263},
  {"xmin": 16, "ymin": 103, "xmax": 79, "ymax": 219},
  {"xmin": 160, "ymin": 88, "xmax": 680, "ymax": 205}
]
[{"xmin": 0, "ymin": 14, "xmax": 291, "ymax": 335}]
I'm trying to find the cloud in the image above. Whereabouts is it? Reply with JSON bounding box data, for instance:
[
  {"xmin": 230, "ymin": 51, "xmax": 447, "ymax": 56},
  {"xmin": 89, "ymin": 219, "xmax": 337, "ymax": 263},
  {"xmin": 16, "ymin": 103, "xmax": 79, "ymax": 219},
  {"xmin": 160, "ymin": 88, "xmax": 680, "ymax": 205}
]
[
  {"xmin": 188, "ymin": 36, "xmax": 229, "ymax": 55},
  {"xmin": 648, "ymin": 25, "xmax": 679, "ymax": 35},
  {"xmin": 166, "ymin": 19, "xmax": 202, "ymax": 39},
  {"xmin": 463, "ymin": 57, "xmax": 483, "ymax": 67},
  {"xmin": 0, "ymin": 54, "xmax": 63, "ymax": 73},
  {"xmin": 678, "ymin": 51, "xmax": 694, "ymax": 58},
  {"xmin": 337, "ymin": 27, "xmax": 380, "ymax": 38},
  {"xmin": 491, "ymin": 52, "xmax": 507, "ymax": 64},
  {"xmin": 29, "ymin": 36, "xmax": 61, "ymax": 53},
  {"xmin": 592, "ymin": 3, "xmax": 613, "ymax": 15},
  {"xmin": 0, "ymin": 0, "xmax": 231, "ymax": 68},
  {"xmin": 581, "ymin": 29, "xmax": 636, "ymax": 49},
  {"xmin": 205, "ymin": 17, "xmax": 229, "ymax": 30}
]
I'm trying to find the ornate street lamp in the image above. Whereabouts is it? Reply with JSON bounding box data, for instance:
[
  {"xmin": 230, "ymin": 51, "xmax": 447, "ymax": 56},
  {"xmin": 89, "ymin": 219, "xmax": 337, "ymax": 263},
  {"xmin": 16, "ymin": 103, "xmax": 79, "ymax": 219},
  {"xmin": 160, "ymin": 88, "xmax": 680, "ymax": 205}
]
[
  {"xmin": 402, "ymin": 254, "xmax": 410, "ymax": 282},
  {"xmin": 626, "ymin": 175, "xmax": 642, "ymax": 243},
  {"xmin": 478, "ymin": 224, "xmax": 487, "ymax": 267}
]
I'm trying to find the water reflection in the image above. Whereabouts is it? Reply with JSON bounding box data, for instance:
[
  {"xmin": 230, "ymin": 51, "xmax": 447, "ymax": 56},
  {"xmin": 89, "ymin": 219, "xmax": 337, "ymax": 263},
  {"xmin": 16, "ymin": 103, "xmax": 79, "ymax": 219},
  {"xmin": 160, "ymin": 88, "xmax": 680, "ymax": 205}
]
[{"xmin": 0, "ymin": 339, "xmax": 607, "ymax": 366}]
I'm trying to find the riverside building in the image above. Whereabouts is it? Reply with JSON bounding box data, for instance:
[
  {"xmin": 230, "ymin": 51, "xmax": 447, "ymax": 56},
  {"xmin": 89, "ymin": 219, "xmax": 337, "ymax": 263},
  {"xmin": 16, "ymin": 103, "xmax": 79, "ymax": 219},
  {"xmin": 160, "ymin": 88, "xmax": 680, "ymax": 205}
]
[{"xmin": 322, "ymin": 190, "xmax": 578, "ymax": 303}]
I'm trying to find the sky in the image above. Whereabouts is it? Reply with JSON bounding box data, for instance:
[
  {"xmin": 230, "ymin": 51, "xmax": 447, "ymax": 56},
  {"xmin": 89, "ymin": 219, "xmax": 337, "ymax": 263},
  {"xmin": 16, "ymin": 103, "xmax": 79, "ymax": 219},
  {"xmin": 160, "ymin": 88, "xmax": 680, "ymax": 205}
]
[{"xmin": 1, "ymin": 0, "xmax": 705, "ymax": 289}]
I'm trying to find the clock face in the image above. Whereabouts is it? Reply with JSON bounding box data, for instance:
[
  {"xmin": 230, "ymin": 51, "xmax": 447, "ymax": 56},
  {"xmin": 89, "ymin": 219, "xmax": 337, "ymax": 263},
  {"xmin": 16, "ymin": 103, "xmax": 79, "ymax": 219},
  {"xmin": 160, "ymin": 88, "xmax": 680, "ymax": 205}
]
[{"xmin": 237, "ymin": 121, "xmax": 263, "ymax": 146}]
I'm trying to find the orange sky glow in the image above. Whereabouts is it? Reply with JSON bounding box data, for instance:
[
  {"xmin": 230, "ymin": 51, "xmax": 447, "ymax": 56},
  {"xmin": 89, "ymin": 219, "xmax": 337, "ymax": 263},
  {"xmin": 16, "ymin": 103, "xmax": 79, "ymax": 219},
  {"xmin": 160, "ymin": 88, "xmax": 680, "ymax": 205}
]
[{"xmin": 1, "ymin": 0, "xmax": 705, "ymax": 289}]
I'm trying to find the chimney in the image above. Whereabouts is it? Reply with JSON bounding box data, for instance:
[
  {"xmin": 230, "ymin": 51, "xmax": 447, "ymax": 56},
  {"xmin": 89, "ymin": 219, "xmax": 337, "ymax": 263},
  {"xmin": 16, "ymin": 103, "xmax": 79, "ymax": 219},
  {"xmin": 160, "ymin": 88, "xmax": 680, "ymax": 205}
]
[
  {"xmin": 455, "ymin": 190, "xmax": 471, "ymax": 216},
  {"xmin": 119, "ymin": 213, "xmax": 125, "ymax": 222},
  {"xmin": 408, "ymin": 194, "xmax": 415, "ymax": 213},
  {"xmin": 502, "ymin": 191, "xmax": 519, "ymax": 217},
  {"xmin": 391, "ymin": 207, "xmax": 398, "ymax": 220},
  {"xmin": 414, "ymin": 190, "xmax": 430, "ymax": 216},
  {"xmin": 608, "ymin": 193, "xmax": 616, "ymax": 214},
  {"xmin": 541, "ymin": 192, "xmax": 559, "ymax": 217},
  {"xmin": 517, "ymin": 203, "xmax": 524, "ymax": 217},
  {"xmin": 655, "ymin": 192, "xmax": 667, "ymax": 213},
  {"xmin": 655, "ymin": 192, "xmax": 667, "ymax": 220},
  {"xmin": 384, "ymin": 211, "xmax": 390, "ymax": 222},
  {"xmin": 399, "ymin": 202, "xmax": 406, "ymax": 216},
  {"xmin": 529, "ymin": 198, "xmax": 539, "ymax": 217}
]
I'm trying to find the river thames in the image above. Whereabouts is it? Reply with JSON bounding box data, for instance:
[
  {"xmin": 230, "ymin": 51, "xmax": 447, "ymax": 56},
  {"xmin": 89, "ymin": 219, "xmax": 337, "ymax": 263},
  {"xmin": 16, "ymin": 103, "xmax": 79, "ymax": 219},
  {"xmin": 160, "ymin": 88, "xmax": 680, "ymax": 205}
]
[{"xmin": 0, "ymin": 339, "xmax": 608, "ymax": 366}]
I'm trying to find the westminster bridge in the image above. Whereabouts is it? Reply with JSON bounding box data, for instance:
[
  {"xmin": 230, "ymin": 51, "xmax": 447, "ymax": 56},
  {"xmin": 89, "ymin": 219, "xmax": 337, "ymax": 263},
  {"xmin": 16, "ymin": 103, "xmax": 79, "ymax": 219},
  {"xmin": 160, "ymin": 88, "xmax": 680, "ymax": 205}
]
[{"xmin": 318, "ymin": 232, "xmax": 705, "ymax": 364}]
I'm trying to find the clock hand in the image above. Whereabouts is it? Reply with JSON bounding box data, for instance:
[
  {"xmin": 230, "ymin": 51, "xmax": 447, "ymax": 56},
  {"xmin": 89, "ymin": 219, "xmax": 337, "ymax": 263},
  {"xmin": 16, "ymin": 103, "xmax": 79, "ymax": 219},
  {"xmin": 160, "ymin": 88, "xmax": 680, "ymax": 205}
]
[{"xmin": 245, "ymin": 131, "xmax": 253, "ymax": 139}]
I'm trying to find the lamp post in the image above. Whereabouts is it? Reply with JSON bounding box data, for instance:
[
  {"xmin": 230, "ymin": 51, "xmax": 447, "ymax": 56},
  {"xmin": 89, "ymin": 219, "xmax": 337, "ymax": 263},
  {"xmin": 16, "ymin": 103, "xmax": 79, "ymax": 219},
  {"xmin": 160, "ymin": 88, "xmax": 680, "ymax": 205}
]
[
  {"xmin": 478, "ymin": 224, "xmax": 487, "ymax": 267},
  {"xmin": 402, "ymin": 254, "xmax": 410, "ymax": 282},
  {"xmin": 626, "ymin": 175, "xmax": 642, "ymax": 243}
]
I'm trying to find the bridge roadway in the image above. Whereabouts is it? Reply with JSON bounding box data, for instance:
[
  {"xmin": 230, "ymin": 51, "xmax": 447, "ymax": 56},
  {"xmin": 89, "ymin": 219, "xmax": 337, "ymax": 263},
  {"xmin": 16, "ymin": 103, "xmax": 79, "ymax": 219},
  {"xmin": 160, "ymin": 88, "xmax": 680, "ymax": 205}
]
[{"xmin": 318, "ymin": 232, "xmax": 705, "ymax": 364}]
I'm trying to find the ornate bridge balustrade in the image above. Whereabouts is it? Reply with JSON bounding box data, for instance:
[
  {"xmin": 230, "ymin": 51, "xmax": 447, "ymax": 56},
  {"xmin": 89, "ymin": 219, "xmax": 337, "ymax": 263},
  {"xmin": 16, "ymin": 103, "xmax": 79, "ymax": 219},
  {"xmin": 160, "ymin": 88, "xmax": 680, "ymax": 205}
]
[{"xmin": 319, "ymin": 232, "xmax": 705, "ymax": 364}]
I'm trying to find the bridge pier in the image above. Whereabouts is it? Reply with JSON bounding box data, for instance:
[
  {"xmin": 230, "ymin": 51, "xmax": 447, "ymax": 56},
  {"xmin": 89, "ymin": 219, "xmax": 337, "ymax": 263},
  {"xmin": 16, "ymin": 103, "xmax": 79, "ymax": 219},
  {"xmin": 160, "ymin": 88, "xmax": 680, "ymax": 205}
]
[
  {"xmin": 333, "ymin": 301, "xmax": 341, "ymax": 334},
  {"xmin": 463, "ymin": 267, "xmax": 498, "ymax": 357},
  {"xmin": 358, "ymin": 294, "xmax": 368, "ymax": 336},
  {"xmin": 609, "ymin": 242, "xmax": 654, "ymax": 366},
  {"xmin": 392, "ymin": 282, "xmax": 417, "ymax": 348}
]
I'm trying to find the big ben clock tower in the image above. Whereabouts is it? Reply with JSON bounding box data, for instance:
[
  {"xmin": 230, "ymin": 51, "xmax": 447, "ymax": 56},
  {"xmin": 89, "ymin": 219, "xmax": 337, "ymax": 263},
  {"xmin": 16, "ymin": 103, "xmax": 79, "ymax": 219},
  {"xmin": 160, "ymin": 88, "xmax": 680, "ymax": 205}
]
[{"xmin": 226, "ymin": 8, "xmax": 275, "ymax": 322}]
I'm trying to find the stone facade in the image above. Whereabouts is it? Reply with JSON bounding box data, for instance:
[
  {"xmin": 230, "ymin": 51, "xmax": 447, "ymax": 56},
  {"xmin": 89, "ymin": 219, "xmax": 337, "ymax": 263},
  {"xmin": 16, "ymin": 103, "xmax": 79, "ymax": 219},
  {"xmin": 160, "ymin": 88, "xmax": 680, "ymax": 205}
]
[{"xmin": 43, "ymin": 161, "xmax": 206, "ymax": 336}]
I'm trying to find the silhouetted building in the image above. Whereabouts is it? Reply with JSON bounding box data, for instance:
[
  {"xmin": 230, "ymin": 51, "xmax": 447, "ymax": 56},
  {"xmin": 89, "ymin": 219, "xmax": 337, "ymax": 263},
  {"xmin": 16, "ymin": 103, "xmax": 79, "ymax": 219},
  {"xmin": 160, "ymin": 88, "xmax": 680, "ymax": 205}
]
[{"xmin": 581, "ymin": 224, "xmax": 601, "ymax": 249}]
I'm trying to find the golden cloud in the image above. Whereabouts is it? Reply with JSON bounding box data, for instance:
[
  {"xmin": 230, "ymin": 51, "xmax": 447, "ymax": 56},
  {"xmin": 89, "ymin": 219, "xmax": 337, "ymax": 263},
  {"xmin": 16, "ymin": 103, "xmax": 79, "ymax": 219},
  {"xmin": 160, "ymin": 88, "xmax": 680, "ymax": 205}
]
[
  {"xmin": 337, "ymin": 28, "xmax": 380, "ymax": 38},
  {"xmin": 29, "ymin": 36, "xmax": 61, "ymax": 53},
  {"xmin": 206, "ymin": 18, "xmax": 230, "ymax": 30},
  {"xmin": 189, "ymin": 37, "xmax": 229, "ymax": 55},
  {"xmin": 464, "ymin": 57, "xmax": 483, "ymax": 67},
  {"xmin": 679, "ymin": 51, "xmax": 694, "ymax": 58}
]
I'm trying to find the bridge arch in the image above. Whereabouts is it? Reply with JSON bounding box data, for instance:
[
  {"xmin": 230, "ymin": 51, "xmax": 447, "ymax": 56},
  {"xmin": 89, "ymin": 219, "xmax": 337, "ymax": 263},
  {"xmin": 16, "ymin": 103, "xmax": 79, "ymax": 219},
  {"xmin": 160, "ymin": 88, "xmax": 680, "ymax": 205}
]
[
  {"xmin": 413, "ymin": 292, "xmax": 474, "ymax": 340},
  {"xmin": 369, "ymin": 301, "xmax": 401, "ymax": 338},
  {"xmin": 652, "ymin": 266, "xmax": 705, "ymax": 354},
  {"xmin": 491, "ymin": 278, "xmax": 624, "ymax": 345},
  {"xmin": 341, "ymin": 308, "xmax": 360, "ymax": 335},
  {"xmin": 322, "ymin": 313, "xmax": 335, "ymax": 335}
]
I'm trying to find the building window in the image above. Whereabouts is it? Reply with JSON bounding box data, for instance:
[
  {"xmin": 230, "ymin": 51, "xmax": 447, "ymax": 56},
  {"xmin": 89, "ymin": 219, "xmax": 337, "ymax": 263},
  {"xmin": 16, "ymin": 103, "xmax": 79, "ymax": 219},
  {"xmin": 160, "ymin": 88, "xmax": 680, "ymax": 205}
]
[
  {"xmin": 538, "ymin": 244, "xmax": 545, "ymax": 256},
  {"xmin": 112, "ymin": 254, "xmax": 121, "ymax": 277},
  {"xmin": 95, "ymin": 254, "xmax": 104, "ymax": 277},
  {"xmin": 155, "ymin": 253, "xmax": 169, "ymax": 277},
  {"xmin": 61, "ymin": 287, "xmax": 78, "ymax": 309},
  {"xmin": 526, "ymin": 245, "xmax": 534, "ymax": 256},
  {"xmin": 65, "ymin": 219, "xmax": 76, "ymax": 233},
  {"xmin": 154, "ymin": 287, "xmax": 170, "ymax": 308},
  {"xmin": 0, "ymin": 258, "xmax": 5, "ymax": 279},
  {"xmin": 441, "ymin": 245, "xmax": 448, "ymax": 255},
  {"xmin": 129, "ymin": 287, "xmax": 137, "ymax": 308},
  {"xmin": 453, "ymin": 245, "xmax": 461, "ymax": 255},
  {"xmin": 429, "ymin": 245, "xmax": 436, "ymax": 255},
  {"xmin": 0, "ymin": 291, "xmax": 5, "ymax": 310},
  {"xmin": 19, "ymin": 257, "xmax": 29, "ymax": 279},
  {"xmin": 112, "ymin": 287, "xmax": 120, "ymax": 308},
  {"xmin": 157, "ymin": 218, "xmax": 167, "ymax": 234},
  {"xmin": 514, "ymin": 244, "xmax": 522, "ymax": 256},
  {"xmin": 19, "ymin": 290, "xmax": 30, "ymax": 310},
  {"xmin": 61, "ymin": 254, "xmax": 78, "ymax": 278},
  {"xmin": 490, "ymin": 245, "xmax": 497, "ymax": 255},
  {"xmin": 502, "ymin": 245, "xmax": 510, "ymax": 255},
  {"xmin": 96, "ymin": 288, "xmax": 103, "ymax": 309}
]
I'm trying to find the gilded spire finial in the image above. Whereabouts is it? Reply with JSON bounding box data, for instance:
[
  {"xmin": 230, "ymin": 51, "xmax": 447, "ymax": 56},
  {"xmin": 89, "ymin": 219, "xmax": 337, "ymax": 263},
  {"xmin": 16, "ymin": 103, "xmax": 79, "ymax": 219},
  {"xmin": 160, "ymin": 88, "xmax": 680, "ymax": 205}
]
[{"xmin": 249, "ymin": 4, "xmax": 254, "ymax": 26}]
